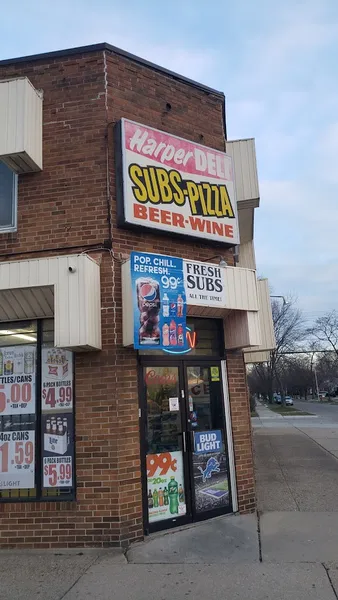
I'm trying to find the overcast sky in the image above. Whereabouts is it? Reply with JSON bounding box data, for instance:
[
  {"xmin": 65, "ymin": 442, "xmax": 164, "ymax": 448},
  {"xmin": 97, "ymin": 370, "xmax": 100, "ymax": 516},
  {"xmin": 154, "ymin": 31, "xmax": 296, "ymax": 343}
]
[{"xmin": 1, "ymin": 0, "xmax": 337, "ymax": 324}]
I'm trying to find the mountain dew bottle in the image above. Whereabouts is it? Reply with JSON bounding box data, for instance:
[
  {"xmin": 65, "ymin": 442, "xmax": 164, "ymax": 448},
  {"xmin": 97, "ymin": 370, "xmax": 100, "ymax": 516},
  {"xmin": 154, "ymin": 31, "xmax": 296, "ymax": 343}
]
[{"xmin": 168, "ymin": 476, "xmax": 179, "ymax": 514}]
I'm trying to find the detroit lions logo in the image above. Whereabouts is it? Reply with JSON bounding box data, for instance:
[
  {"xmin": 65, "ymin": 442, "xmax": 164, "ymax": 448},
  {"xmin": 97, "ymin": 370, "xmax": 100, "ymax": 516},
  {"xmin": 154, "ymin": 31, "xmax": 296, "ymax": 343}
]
[{"xmin": 198, "ymin": 457, "xmax": 220, "ymax": 482}]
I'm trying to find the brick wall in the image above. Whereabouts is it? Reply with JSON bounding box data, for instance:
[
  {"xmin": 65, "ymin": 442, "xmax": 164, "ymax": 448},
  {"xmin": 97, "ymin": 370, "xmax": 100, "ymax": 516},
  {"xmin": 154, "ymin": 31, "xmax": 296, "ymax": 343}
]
[{"xmin": 0, "ymin": 47, "xmax": 255, "ymax": 548}]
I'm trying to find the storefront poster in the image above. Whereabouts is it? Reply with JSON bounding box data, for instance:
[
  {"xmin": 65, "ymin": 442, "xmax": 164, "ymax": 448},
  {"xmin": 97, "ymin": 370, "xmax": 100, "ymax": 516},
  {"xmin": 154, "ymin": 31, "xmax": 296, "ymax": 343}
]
[
  {"xmin": 0, "ymin": 415, "xmax": 35, "ymax": 490},
  {"xmin": 183, "ymin": 260, "xmax": 226, "ymax": 307},
  {"xmin": 194, "ymin": 430, "xmax": 222, "ymax": 454},
  {"xmin": 41, "ymin": 348, "xmax": 73, "ymax": 411},
  {"xmin": 42, "ymin": 412, "xmax": 74, "ymax": 488},
  {"xmin": 131, "ymin": 251, "xmax": 187, "ymax": 351},
  {"xmin": 192, "ymin": 431, "xmax": 229, "ymax": 513},
  {"xmin": 0, "ymin": 345, "xmax": 36, "ymax": 415},
  {"xmin": 116, "ymin": 119, "xmax": 239, "ymax": 245},
  {"xmin": 147, "ymin": 451, "xmax": 186, "ymax": 523}
]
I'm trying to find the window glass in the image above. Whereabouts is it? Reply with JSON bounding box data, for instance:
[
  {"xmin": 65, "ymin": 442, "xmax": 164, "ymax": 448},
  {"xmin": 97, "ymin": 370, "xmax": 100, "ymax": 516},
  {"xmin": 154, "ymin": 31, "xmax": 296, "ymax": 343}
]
[
  {"xmin": 0, "ymin": 320, "xmax": 75, "ymax": 501},
  {"xmin": 0, "ymin": 162, "xmax": 17, "ymax": 231}
]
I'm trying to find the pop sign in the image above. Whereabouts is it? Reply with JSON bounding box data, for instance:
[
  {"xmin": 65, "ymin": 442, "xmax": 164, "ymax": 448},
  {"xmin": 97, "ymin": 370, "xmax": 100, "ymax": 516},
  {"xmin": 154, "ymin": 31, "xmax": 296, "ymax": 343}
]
[
  {"xmin": 116, "ymin": 119, "xmax": 239, "ymax": 245},
  {"xmin": 130, "ymin": 251, "xmax": 188, "ymax": 351}
]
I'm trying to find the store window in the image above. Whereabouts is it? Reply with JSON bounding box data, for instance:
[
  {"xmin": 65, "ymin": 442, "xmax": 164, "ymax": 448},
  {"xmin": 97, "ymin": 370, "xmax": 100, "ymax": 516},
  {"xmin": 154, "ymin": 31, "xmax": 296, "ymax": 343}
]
[
  {"xmin": 0, "ymin": 320, "xmax": 75, "ymax": 501},
  {"xmin": 0, "ymin": 162, "xmax": 17, "ymax": 232}
]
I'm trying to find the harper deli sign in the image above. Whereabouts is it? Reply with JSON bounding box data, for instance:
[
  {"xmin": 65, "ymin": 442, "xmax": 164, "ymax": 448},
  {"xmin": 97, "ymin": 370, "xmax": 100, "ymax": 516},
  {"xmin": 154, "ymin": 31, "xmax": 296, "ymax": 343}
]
[
  {"xmin": 115, "ymin": 119, "xmax": 239, "ymax": 246},
  {"xmin": 183, "ymin": 260, "xmax": 226, "ymax": 307}
]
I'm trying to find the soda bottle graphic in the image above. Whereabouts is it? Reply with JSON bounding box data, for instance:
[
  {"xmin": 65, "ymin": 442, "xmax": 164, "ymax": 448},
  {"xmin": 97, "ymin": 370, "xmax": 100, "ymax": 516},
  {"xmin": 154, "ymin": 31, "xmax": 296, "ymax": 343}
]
[
  {"xmin": 177, "ymin": 294, "xmax": 184, "ymax": 317},
  {"xmin": 170, "ymin": 300, "xmax": 176, "ymax": 317},
  {"xmin": 158, "ymin": 488, "xmax": 164, "ymax": 506},
  {"xmin": 162, "ymin": 323, "xmax": 170, "ymax": 346},
  {"xmin": 148, "ymin": 490, "xmax": 153, "ymax": 509},
  {"xmin": 178, "ymin": 484, "xmax": 185, "ymax": 503},
  {"xmin": 168, "ymin": 476, "xmax": 179, "ymax": 515},
  {"xmin": 163, "ymin": 487, "xmax": 169, "ymax": 506},
  {"xmin": 162, "ymin": 293, "xmax": 169, "ymax": 317},
  {"xmin": 136, "ymin": 277, "xmax": 161, "ymax": 345},
  {"xmin": 177, "ymin": 324, "xmax": 184, "ymax": 346},
  {"xmin": 153, "ymin": 488, "xmax": 159, "ymax": 508},
  {"xmin": 169, "ymin": 320, "xmax": 177, "ymax": 346}
]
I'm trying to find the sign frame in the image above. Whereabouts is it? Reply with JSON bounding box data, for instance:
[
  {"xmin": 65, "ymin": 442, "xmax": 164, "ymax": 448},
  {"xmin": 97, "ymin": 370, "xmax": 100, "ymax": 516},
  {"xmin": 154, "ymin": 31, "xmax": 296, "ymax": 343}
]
[{"xmin": 115, "ymin": 119, "xmax": 239, "ymax": 248}]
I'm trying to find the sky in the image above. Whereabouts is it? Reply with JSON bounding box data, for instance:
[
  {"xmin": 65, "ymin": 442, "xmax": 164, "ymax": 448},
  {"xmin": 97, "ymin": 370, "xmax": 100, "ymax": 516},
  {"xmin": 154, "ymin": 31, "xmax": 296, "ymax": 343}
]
[{"xmin": 1, "ymin": 0, "xmax": 338, "ymax": 324}]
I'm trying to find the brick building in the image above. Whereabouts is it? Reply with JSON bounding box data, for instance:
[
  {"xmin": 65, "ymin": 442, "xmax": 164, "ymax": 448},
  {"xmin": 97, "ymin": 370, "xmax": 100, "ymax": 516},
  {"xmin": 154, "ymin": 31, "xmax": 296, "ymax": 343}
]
[{"xmin": 0, "ymin": 43, "xmax": 275, "ymax": 548}]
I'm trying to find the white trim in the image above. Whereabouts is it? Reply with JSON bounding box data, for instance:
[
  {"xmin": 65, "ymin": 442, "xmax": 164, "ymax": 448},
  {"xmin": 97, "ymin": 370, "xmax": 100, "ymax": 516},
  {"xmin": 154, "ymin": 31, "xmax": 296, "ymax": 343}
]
[{"xmin": 221, "ymin": 359, "xmax": 238, "ymax": 513}]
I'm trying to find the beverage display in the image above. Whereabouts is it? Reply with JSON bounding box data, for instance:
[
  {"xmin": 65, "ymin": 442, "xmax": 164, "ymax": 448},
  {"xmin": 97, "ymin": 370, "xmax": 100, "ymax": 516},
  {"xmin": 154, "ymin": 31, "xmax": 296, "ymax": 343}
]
[
  {"xmin": 177, "ymin": 294, "xmax": 184, "ymax": 317},
  {"xmin": 177, "ymin": 324, "xmax": 184, "ymax": 346},
  {"xmin": 162, "ymin": 323, "xmax": 169, "ymax": 346},
  {"xmin": 131, "ymin": 252, "xmax": 187, "ymax": 352},
  {"xmin": 136, "ymin": 277, "xmax": 161, "ymax": 345},
  {"xmin": 4, "ymin": 350, "xmax": 14, "ymax": 375},
  {"xmin": 170, "ymin": 300, "xmax": 176, "ymax": 317},
  {"xmin": 147, "ymin": 451, "xmax": 186, "ymax": 523},
  {"xmin": 158, "ymin": 488, "xmax": 164, "ymax": 506},
  {"xmin": 179, "ymin": 484, "xmax": 185, "ymax": 503},
  {"xmin": 152, "ymin": 488, "xmax": 159, "ymax": 508},
  {"xmin": 169, "ymin": 320, "xmax": 177, "ymax": 346},
  {"xmin": 14, "ymin": 350, "xmax": 24, "ymax": 374},
  {"xmin": 24, "ymin": 349, "xmax": 35, "ymax": 374},
  {"xmin": 168, "ymin": 476, "xmax": 179, "ymax": 515},
  {"xmin": 162, "ymin": 293, "xmax": 169, "ymax": 317}
]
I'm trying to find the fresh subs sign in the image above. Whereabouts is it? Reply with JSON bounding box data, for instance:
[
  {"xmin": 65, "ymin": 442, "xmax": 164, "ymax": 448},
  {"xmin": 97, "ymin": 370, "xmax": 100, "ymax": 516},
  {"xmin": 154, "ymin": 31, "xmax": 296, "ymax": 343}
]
[{"xmin": 115, "ymin": 119, "xmax": 239, "ymax": 245}]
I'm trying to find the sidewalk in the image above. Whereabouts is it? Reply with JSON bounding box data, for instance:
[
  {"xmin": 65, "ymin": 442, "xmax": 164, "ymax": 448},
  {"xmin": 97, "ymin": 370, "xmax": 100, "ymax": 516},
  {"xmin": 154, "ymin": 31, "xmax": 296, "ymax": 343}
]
[{"xmin": 2, "ymin": 513, "xmax": 338, "ymax": 599}]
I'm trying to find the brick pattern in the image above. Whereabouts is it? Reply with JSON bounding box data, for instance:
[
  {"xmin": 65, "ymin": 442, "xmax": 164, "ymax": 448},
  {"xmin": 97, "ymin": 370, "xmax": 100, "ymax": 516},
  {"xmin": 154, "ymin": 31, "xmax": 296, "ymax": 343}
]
[
  {"xmin": 0, "ymin": 48, "xmax": 255, "ymax": 548},
  {"xmin": 226, "ymin": 352, "xmax": 256, "ymax": 513}
]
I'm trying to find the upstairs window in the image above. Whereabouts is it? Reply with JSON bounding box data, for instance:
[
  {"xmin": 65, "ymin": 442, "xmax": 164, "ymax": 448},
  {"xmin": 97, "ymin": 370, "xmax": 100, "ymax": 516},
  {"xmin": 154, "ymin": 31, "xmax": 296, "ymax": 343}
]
[{"xmin": 0, "ymin": 162, "xmax": 17, "ymax": 232}]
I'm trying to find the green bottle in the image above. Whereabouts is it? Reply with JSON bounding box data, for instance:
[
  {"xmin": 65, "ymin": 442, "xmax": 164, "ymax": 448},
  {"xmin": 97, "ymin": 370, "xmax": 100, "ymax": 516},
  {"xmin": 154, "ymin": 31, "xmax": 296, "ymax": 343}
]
[
  {"xmin": 168, "ymin": 476, "xmax": 179, "ymax": 515},
  {"xmin": 153, "ymin": 488, "xmax": 159, "ymax": 508},
  {"xmin": 163, "ymin": 487, "xmax": 169, "ymax": 506}
]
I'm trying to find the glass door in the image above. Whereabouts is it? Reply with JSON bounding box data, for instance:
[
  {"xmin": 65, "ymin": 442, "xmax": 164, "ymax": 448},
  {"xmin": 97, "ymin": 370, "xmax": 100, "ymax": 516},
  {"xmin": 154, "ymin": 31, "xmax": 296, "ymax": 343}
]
[
  {"xmin": 143, "ymin": 365, "xmax": 191, "ymax": 531},
  {"xmin": 185, "ymin": 363, "xmax": 232, "ymax": 519}
]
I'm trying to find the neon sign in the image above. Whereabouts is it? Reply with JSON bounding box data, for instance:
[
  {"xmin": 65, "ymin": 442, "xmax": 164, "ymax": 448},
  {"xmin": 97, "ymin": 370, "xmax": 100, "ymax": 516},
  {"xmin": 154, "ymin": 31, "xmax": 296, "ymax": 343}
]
[{"xmin": 163, "ymin": 327, "xmax": 197, "ymax": 355}]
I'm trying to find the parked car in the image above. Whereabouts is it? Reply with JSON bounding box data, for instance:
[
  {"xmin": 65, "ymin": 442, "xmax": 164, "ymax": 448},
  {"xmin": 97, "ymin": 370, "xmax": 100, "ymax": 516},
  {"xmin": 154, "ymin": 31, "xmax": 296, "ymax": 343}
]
[
  {"xmin": 274, "ymin": 394, "xmax": 282, "ymax": 404},
  {"xmin": 284, "ymin": 396, "xmax": 293, "ymax": 406}
]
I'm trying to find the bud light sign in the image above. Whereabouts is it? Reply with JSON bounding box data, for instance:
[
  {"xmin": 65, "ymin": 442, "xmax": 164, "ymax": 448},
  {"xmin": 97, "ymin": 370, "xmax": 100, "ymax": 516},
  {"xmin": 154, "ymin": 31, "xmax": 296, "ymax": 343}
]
[
  {"xmin": 194, "ymin": 430, "xmax": 222, "ymax": 454},
  {"xmin": 131, "ymin": 251, "xmax": 188, "ymax": 351}
]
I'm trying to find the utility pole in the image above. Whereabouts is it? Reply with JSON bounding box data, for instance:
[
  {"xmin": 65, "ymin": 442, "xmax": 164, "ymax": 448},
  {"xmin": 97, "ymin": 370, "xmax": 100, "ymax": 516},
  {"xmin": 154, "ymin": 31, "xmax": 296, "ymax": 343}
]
[{"xmin": 313, "ymin": 363, "xmax": 320, "ymax": 402}]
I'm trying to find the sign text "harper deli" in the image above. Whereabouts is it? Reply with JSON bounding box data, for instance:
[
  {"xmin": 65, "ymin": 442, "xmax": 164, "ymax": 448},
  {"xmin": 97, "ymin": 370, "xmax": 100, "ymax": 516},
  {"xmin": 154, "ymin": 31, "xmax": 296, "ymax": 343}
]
[{"xmin": 117, "ymin": 119, "xmax": 239, "ymax": 245}]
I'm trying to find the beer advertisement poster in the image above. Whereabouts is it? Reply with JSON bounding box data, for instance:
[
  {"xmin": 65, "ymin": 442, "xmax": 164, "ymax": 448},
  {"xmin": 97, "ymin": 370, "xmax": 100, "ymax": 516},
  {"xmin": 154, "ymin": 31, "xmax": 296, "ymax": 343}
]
[
  {"xmin": 0, "ymin": 415, "xmax": 35, "ymax": 490},
  {"xmin": 41, "ymin": 347, "xmax": 73, "ymax": 411},
  {"xmin": 116, "ymin": 119, "xmax": 239, "ymax": 245},
  {"xmin": 147, "ymin": 450, "xmax": 186, "ymax": 523},
  {"xmin": 192, "ymin": 435, "xmax": 230, "ymax": 513},
  {"xmin": 0, "ymin": 345, "xmax": 36, "ymax": 415},
  {"xmin": 130, "ymin": 251, "xmax": 188, "ymax": 351},
  {"xmin": 42, "ymin": 412, "xmax": 74, "ymax": 488}
]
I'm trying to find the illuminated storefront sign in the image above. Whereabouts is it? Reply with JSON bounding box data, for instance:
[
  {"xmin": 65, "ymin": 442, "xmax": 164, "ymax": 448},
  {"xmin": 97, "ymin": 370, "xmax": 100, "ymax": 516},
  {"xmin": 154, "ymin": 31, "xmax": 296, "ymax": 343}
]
[{"xmin": 116, "ymin": 119, "xmax": 239, "ymax": 245}]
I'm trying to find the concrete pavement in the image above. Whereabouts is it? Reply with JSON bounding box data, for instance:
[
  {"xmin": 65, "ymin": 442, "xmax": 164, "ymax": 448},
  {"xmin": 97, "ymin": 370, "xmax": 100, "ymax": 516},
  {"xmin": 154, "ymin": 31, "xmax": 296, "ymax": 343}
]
[{"xmin": 3, "ymin": 401, "xmax": 338, "ymax": 599}]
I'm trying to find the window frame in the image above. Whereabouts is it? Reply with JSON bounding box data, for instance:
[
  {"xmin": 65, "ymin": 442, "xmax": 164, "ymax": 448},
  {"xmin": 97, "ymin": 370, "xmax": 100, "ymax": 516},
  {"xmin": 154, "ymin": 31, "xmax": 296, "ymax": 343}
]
[
  {"xmin": 0, "ymin": 319, "xmax": 76, "ymax": 503},
  {"xmin": 0, "ymin": 162, "xmax": 18, "ymax": 233}
]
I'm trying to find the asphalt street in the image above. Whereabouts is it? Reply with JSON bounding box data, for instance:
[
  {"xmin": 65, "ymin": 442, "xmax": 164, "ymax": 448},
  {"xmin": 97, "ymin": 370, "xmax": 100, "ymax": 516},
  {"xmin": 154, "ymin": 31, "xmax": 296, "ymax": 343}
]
[{"xmin": 294, "ymin": 398, "xmax": 338, "ymax": 423}]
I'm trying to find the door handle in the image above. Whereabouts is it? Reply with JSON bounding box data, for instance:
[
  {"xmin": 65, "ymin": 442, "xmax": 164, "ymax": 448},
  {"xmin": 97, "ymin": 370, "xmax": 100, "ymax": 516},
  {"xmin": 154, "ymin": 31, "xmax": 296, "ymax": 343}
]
[{"xmin": 182, "ymin": 431, "xmax": 187, "ymax": 453}]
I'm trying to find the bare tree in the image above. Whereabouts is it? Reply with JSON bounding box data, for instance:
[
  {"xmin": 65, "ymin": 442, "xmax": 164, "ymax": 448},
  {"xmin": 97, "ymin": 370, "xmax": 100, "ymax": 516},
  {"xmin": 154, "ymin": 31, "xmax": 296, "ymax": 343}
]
[
  {"xmin": 308, "ymin": 311, "xmax": 338, "ymax": 358},
  {"xmin": 250, "ymin": 297, "xmax": 305, "ymax": 402}
]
